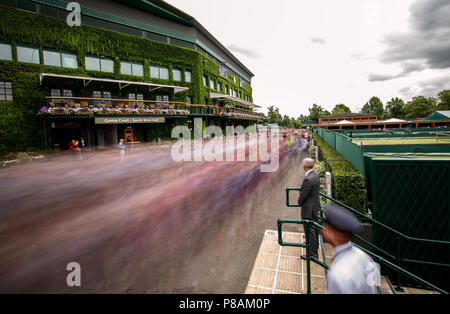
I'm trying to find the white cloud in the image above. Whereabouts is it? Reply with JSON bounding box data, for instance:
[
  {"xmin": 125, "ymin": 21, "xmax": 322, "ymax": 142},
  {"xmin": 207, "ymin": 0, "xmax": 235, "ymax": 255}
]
[{"xmin": 165, "ymin": 0, "xmax": 446, "ymax": 117}]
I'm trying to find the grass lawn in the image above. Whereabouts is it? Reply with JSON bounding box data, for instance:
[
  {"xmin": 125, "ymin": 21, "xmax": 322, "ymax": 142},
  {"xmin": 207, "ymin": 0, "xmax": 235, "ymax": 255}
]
[{"xmin": 354, "ymin": 138, "xmax": 450, "ymax": 146}]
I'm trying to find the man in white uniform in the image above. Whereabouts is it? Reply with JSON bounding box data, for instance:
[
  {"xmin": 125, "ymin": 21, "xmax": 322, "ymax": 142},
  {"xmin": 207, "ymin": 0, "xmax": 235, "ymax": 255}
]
[{"xmin": 322, "ymin": 204, "xmax": 380, "ymax": 294}]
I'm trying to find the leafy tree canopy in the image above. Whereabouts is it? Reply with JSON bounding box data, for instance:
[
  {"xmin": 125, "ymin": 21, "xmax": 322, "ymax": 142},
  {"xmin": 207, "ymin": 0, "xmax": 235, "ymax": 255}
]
[
  {"xmin": 361, "ymin": 96, "xmax": 384, "ymax": 118},
  {"xmin": 385, "ymin": 97, "xmax": 406, "ymax": 118},
  {"xmin": 331, "ymin": 104, "xmax": 351, "ymax": 115}
]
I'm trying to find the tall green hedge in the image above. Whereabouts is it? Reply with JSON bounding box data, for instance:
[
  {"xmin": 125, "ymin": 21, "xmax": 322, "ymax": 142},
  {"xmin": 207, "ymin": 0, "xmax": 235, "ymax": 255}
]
[{"xmin": 312, "ymin": 133, "xmax": 367, "ymax": 213}]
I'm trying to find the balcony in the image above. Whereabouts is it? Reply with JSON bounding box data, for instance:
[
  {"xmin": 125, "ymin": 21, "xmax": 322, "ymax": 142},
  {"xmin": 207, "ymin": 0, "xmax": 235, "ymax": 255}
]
[{"xmin": 38, "ymin": 96, "xmax": 263, "ymax": 120}]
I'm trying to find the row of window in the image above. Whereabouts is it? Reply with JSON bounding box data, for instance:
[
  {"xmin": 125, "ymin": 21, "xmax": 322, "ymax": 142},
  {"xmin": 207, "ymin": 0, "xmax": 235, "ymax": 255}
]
[
  {"xmin": 49, "ymin": 89, "xmax": 192, "ymax": 105},
  {"xmin": 0, "ymin": 43, "xmax": 193, "ymax": 82},
  {"xmin": 322, "ymin": 117, "xmax": 377, "ymax": 122},
  {"xmin": 2, "ymin": 0, "xmax": 251, "ymax": 88},
  {"xmin": 203, "ymin": 75, "xmax": 250, "ymax": 102}
]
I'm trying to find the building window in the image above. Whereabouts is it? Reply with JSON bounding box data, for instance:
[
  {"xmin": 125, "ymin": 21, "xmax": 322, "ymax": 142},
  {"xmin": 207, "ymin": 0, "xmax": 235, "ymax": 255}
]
[
  {"xmin": 136, "ymin": 93, "xmax": 144, "ymax": 106},
  {"xmin": 128, "ymin": 93, "xmax": 144, "ymax": 106},
  {"xmin": 62, "ymin": 52, "xmax": 77, "ymax": 68},
  {"xmin": 43, "ymin": 50, "xmax": 78, "ymax": 68},
  {"xmin": 173, "ymin": 68, "xmax": 182, "ymax": 81},
  {"xmin": 156, "ymin": 95, "xmax": 169, "ymax": 107},
  {"xmin": 93, "ymin": 91, "xmax": 111, "ymax": 105},
  {"xmin": 50, "ymin": 89, "xmax": 61, "ymax": 103},
  {"xmin": 210, "ymin": 79, "xmax": 215, "ymax": 90},
  {"xmin": 63, "ymin": 89, "xmax": 73, "ymax": 103},
  {"xmin": 93, "ymin": 91, "xmax": 102, "ymax": 99},
  {"xmin": 103, "ymin": 91, "xmax": 112, "ymax": 105},
  {"xmin": 203, "ymin": 75, "xmax": 207, "ymax": 86},
  {"xmin": 0, "ymin": 81, "xmax": 13, "ymax": 101},
  {"xmin": 85, "ymin": 56, "xmax": 114, "ymax": 73},
  {"xmin": 225, "ymin": 86, "xmax": 229, "ymax": 94},
  {"xmin": 17, "ymin": 44, "xmax": 40, "ymax": 64},
  {"xmin": 185, "ymin": 70, "xmax": 192, "ymax": 82},
  {"xmin": 43, "ymin": 50, "xmax": 60, "ymax": 67},
  {"xmin": 150, "ymin": 65, "xmax": 169, "ymax": 80},
  {"xmin": 121, "ymin": 61, "xmax": 144, "ymax": 76},
  {"xmin": 0, "ymin": 43, "xmax": 12, "ymax": 61}
]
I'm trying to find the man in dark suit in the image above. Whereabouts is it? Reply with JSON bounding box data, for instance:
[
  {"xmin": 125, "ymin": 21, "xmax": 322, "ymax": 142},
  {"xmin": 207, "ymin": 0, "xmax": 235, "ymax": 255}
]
[{"xmin": 298, "ymin": 157, "xmax": 321, "ymax": 259}]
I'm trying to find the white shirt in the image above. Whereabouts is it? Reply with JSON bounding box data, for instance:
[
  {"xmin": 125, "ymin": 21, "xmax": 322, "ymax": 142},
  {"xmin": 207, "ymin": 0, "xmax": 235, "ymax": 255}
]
[
  {"xmin": 326, "ymin": 241, "xmax": 380, "ymax": 294},
  {"xmin": 305, "ymin": 169, "xmax": 313, "ymax": 177}
]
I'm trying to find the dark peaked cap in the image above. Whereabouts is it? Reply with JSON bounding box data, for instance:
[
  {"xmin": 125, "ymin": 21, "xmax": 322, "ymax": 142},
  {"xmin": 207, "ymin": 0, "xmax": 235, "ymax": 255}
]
[{"xmin": 324, "ymin": 204, "xmax": 361, "ymax": 233}]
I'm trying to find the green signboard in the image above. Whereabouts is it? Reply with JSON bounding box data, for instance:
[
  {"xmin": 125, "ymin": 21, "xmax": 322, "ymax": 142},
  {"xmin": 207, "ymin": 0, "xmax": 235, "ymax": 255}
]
[{"xmin": 95, "ymin": 117, "xmax": 165, "ymax": 124}]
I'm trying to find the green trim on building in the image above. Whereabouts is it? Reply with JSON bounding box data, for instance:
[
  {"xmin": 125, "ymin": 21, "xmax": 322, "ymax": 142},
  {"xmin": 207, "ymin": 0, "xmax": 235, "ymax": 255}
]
[{"xmin": 425, "ymin": 111, "xmax": 450, "ymax": 121}]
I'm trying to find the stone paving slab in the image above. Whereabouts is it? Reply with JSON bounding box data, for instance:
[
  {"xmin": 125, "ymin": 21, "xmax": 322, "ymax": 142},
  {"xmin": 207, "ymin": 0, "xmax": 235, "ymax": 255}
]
[{"xmin": 245, "ymin": 230, "xmax": 333, "ymax": 294}]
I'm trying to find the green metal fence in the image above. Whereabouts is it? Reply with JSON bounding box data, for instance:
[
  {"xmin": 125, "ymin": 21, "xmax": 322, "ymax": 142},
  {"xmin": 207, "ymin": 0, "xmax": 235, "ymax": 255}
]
[
  {"xmin": 365, "ymin": 157, "xmax": 450, "ymax": 290},
  {"xmin": 363, "ymin": 145, "xmax": 450, "ymax": 154},
  {"xmin": 310, "ymin": 128, "xmax": 450, "ymax": 291},
  {"xmin": 350, "ymin": 132, "xmax": 450, "ymax": 139},
  {"xmin": 311, "ymin": 127, "xmax": 450, "ymax": 174},
  {"xmin": 312, "ymin": 128, "xmax": 365, "ymax": 176},
  {"xmin": 337, "ymin": 127, "xmax": 449, "ymax": 134}
]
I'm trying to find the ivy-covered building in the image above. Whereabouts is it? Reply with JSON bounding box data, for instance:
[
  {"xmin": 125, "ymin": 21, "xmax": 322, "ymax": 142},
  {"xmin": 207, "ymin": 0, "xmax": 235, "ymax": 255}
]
[{"xmin": 0, "ymin": 0, "xmax": 261, "ymax": 153}]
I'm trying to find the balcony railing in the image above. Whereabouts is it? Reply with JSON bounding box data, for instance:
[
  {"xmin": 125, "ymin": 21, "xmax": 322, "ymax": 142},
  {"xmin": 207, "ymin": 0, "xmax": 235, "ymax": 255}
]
[{"xmin": 38, "ymin": 96, "xmax": 263, "ymax": 120}]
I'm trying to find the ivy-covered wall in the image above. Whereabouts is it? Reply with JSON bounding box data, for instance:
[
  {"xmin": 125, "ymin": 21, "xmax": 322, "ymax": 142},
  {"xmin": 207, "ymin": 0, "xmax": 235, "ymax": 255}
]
[{"xmin": 0, "ymin": 5, "xmax": 254, "ymax": 154}]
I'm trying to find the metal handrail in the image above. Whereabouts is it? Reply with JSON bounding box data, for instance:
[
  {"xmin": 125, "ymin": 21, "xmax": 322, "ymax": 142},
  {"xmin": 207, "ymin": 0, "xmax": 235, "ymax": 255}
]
[
  {"xmin": 277, "ymin": 218, "xmax": 327, "ymax": 294},
  {"xmin": 352, "ymin": 243, "xmax": 448, "ymax": 294}
]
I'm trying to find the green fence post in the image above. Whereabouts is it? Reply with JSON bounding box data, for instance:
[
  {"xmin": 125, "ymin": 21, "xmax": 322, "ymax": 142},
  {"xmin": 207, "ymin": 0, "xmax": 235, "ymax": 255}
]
[{"xmin": 305, "ymin": 220, "xmax": 311, "ymax": 294}]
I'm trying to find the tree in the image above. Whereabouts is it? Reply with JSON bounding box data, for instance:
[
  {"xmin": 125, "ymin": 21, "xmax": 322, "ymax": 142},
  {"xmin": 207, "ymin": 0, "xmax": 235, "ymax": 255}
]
[
  {"xmin": 281, "ymin": 114, "xmax": 292, "ymax": 127},
  {"xmin": 267, "ymin": 106, "xmax": 283, "ymax": 125},
  {"xmin": 308, "ymin": 104, "xmax": 331, "ymax": 121},
  {"xmin": 361, "ymin": 97, "xmax": 384, "ymax": 118},
  {"xmin": 380, "ymin": 112, "xmax": 392, "ymax": 120},
  {"xmin": 385, "ymin": 97, "xmax": 406, "ymax": 118},
  {"xmin": 292, "ymin": 118, "xmax": 302, "ymax": 128},
  {"xmin": 437, "ymin": 90, "xmax": 450, "ymax": 110},
  {"xmin": 404, "ymin": 96, "xmax": 437, "ymax": 118},
  {"xmin": 331, "ymin": 104, "xmax": 351, "ymax": 115}
]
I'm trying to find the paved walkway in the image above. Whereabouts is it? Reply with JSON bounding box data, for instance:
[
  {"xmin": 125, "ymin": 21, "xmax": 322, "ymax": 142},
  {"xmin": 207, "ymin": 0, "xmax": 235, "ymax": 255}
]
[{"xmin": 245, "ymin": 230, "xmax": 333, "ymax": 294}]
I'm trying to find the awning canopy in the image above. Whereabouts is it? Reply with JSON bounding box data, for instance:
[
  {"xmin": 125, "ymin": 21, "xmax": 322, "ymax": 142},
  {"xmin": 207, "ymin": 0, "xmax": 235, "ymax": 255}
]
[
  {"xmin": 379, "ymin": 118, "xmax": 407, "ymax": 123},
  {"xmin": 39, "ymin": 73, "xmax": 189, "ymax": 94},
  {"xmin": 334, "ymin": 120, "xmax": 354, "ymax": 125},
  {"xmin": 210, "ymin": 92, "xmax": 260, "ymax": 109}
]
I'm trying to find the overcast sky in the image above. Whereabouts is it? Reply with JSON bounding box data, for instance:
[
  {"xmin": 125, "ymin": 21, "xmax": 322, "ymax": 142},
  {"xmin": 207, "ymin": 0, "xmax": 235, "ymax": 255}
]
[{"xmin": 165, "ymin": 0, "xmax": 450, "ymax": 118}]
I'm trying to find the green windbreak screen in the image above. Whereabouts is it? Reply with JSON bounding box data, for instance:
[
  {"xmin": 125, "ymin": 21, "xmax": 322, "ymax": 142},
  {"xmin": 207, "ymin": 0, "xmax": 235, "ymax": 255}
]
[
  {"xmin": 367, "ymin": 157, "xmax": 449, "ymax": 290},
  {"xmin": 313, "ymin": 128, "xmax": 365, "ymax": 176},
  {"xmin": 335, "ymin": 133, "xmax": 365, "ymax": 176}
]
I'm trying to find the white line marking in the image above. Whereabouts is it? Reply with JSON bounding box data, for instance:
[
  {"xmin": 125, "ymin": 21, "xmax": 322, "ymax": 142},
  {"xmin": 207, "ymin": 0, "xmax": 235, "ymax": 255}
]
[
  {"xmin": 275, "ymin": 289, "xmax": 302, "ymax": 294},
  {"xmin": 301, "ymin": 245, "xmax": 304, "ymax": 291},
  {"xmin": 255, "ymin": 267, "xmax": 325, "ymax": 278},
  {"xmin": 272, "ymin": 246, "xmax": 282, "ymax": 294},
  {"xmin": 261, "ymin": 252, "xmax": 301, "ymax": 259},
  {"xmin": 247, "ymin": 284, "xmax": 273, "ymax": 291}
]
